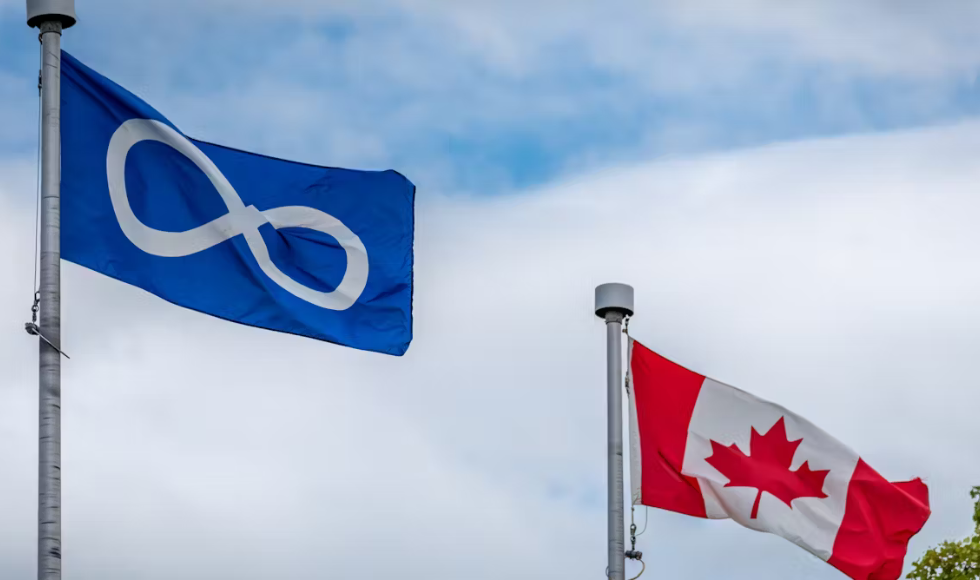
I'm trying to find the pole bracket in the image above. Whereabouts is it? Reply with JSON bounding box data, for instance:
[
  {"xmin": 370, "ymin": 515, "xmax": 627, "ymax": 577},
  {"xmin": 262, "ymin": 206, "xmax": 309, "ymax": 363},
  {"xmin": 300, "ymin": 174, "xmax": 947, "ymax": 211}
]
[{"xmin": 25, "ymin": 322, "xmax": 69, "ymax": 359}]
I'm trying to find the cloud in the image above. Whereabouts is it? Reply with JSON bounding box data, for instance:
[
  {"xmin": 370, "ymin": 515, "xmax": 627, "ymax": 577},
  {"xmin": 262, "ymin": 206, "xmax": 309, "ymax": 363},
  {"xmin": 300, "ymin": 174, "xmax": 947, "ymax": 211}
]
[
  {"xmin": 200, "ymin": 0, "xmax": 980, "ymax": 80},
  {"xmin": 5, "ymin": 0, "xmax": 978, "ymax": 195},
  {"xmin": 2, "ymin": 118, "xmax": 979, "ymax": 578},
  {"xmin": 663, "ymin": 0, "xmax": 980, "ymax": 78}
]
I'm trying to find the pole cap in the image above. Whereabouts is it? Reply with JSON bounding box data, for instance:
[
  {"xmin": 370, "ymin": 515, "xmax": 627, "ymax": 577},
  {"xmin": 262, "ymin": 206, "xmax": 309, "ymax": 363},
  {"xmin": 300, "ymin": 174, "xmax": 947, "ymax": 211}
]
[
  {"xmin": 595, "ymin": 283, "xmax": 634, "ymax": 318},
  {"xmin": 26, "ymin": 0, "xmax": 76, "ymax": 28}
]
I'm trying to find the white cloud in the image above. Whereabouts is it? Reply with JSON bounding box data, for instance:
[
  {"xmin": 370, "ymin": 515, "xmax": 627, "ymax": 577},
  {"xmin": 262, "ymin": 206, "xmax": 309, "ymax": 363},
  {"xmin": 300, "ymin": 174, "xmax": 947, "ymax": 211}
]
[
  {"xmin": 207, "ymin": 0, "xmax": 980, "ymax": 80},
  {"xmin": 1, "ymin": 119, "xmax": 979, "ymax": 578},
  {"xmin": 43, "ymin": 0, "xmax": 980, "ymax": 188},
  {"xmin": 663, "ymin": 0, "xmax": 980, "ymax": 78}
]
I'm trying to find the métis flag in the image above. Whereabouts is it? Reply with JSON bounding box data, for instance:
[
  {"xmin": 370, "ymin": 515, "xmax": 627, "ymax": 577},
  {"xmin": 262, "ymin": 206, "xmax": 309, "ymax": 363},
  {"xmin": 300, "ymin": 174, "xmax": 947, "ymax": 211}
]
[
  {"xmin": 59, "ymin": 51, "xmax": 414, "ymax": 355},
  {"xmin": 627, "ymin": 339, "xmax": 930, "ymax": 580}
]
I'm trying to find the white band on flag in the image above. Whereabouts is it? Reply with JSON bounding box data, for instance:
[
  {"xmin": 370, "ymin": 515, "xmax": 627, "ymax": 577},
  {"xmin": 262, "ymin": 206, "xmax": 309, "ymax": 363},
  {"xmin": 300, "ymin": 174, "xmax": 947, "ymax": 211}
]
[{"xmin": 106, "ymin": 118, "xmax": 369, "ymax": 311}]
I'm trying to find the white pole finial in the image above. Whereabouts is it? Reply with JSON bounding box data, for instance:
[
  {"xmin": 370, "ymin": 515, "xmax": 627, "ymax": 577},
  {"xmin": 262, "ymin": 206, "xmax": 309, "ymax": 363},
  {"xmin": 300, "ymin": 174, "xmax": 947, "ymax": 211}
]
[{"xmin": 26, "ymin": 0, "xmax": 76, "ymax": 28}]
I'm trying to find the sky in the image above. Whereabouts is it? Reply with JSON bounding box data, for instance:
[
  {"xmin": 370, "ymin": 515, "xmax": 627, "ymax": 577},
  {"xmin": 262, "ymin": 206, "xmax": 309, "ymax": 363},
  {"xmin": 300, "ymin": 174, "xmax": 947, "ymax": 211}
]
[{"xmin": 1, "ymin": 1, "xmax": 980, "ymax": 579}]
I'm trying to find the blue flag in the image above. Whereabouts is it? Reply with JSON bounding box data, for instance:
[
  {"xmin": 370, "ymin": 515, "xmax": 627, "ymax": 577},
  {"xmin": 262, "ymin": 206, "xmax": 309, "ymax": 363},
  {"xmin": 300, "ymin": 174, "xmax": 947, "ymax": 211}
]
[{"xmin": 60, "ymin": 51, "xmax": 414, "ymax": 355}]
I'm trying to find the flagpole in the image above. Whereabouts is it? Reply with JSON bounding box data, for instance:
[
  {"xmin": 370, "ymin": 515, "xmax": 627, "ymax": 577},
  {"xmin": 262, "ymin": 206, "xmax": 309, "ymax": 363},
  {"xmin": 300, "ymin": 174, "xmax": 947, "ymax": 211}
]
[
  {"xmin": 27, "ymin": 2, "xmax": 75, "ymax": 579},
  {"xmin": 595, "ymin": 283, "xmax": 634, "ymax": 580}
]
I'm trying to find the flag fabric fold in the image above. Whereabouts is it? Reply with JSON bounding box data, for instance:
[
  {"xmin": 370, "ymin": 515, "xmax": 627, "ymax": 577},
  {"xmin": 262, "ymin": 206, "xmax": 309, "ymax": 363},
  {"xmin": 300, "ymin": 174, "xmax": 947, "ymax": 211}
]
[
  {"xmin": 627, "ymin": 339, "xmax": 930, "ymax": 579},
  {"xmin": 60, "ymin": 51, "xmax": 414, "ymax": 355}
]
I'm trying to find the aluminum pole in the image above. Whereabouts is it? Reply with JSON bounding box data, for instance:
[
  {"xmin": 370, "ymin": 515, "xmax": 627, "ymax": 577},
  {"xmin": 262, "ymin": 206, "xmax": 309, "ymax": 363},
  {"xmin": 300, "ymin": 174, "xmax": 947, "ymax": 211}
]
[
  {"xmin": 604, "ymin": 312, "xmax": 625, "ymax": 580},
  {"xmin": 27, "ymin": 3, "xmax": 75, "ymax": 579},
  {"xmin": 595, "ymin": 283, "xmax": 634, "ymax": 580},
  {"xmin": 37, "ymin": 20, "xmax": 64, "ymax": 580}
]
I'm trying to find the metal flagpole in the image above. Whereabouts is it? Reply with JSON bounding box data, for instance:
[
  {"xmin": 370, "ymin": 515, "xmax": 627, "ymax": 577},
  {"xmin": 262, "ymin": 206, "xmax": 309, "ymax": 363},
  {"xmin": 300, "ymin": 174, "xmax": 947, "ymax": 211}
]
[
  {"xmin": 26, "ymin": 2, "xmax": 76, "ymax": 579},
  {"xmin": 595, "ymin": 283, "xmax": 634, "ymax": 580}
]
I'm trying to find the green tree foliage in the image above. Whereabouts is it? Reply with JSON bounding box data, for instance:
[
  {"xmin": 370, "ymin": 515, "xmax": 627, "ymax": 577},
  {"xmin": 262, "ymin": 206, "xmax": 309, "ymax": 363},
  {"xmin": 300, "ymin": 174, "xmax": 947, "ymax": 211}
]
[{"xmin": 907, "ymin": 487, "xmax": 980, "ymax": 579}]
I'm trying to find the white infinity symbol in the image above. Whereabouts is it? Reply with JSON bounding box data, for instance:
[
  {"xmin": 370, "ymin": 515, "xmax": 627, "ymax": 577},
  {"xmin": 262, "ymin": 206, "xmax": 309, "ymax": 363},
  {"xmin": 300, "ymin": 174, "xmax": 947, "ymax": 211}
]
[{"xmin": 106, "ymin": 119, "xmax": 368, "ymax": 311}]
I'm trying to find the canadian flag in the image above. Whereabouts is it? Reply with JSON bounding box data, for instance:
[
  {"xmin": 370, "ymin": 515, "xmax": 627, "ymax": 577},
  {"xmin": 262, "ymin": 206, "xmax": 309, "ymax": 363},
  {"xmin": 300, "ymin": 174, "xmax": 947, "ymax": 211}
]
[{"xmin": 627, "ymin": 339, "xmax": 930, "ymax": 579}]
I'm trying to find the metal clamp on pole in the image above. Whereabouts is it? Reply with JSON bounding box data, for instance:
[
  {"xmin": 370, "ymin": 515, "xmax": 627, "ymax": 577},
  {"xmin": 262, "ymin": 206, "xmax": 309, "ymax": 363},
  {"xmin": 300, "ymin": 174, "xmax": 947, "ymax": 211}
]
[
  {"xmin": 595, "ymin": 283, "xmax": 634, "ymax": 580},
  {"xmin": 25, "ymin": 323, "xmax": 70, "ymax": 359}
]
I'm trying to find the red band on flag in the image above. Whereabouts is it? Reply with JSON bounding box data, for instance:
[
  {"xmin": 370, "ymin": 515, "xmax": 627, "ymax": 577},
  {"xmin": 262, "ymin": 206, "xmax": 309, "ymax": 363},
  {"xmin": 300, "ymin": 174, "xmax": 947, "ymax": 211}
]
[
  {"xmin": 828, "ymin": 459, "xmax": 931, "ymax": 580},
  {"xmin": 630, "ymin": 341, "xmax": 707, "ymax": 517}
]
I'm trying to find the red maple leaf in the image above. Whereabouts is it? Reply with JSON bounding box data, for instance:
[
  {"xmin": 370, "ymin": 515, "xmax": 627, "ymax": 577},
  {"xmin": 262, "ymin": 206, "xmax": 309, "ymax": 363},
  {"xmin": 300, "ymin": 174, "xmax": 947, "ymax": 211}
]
[{"xmin": 705, "ymin": 417, "xmax": 830, "ymax": 519}]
